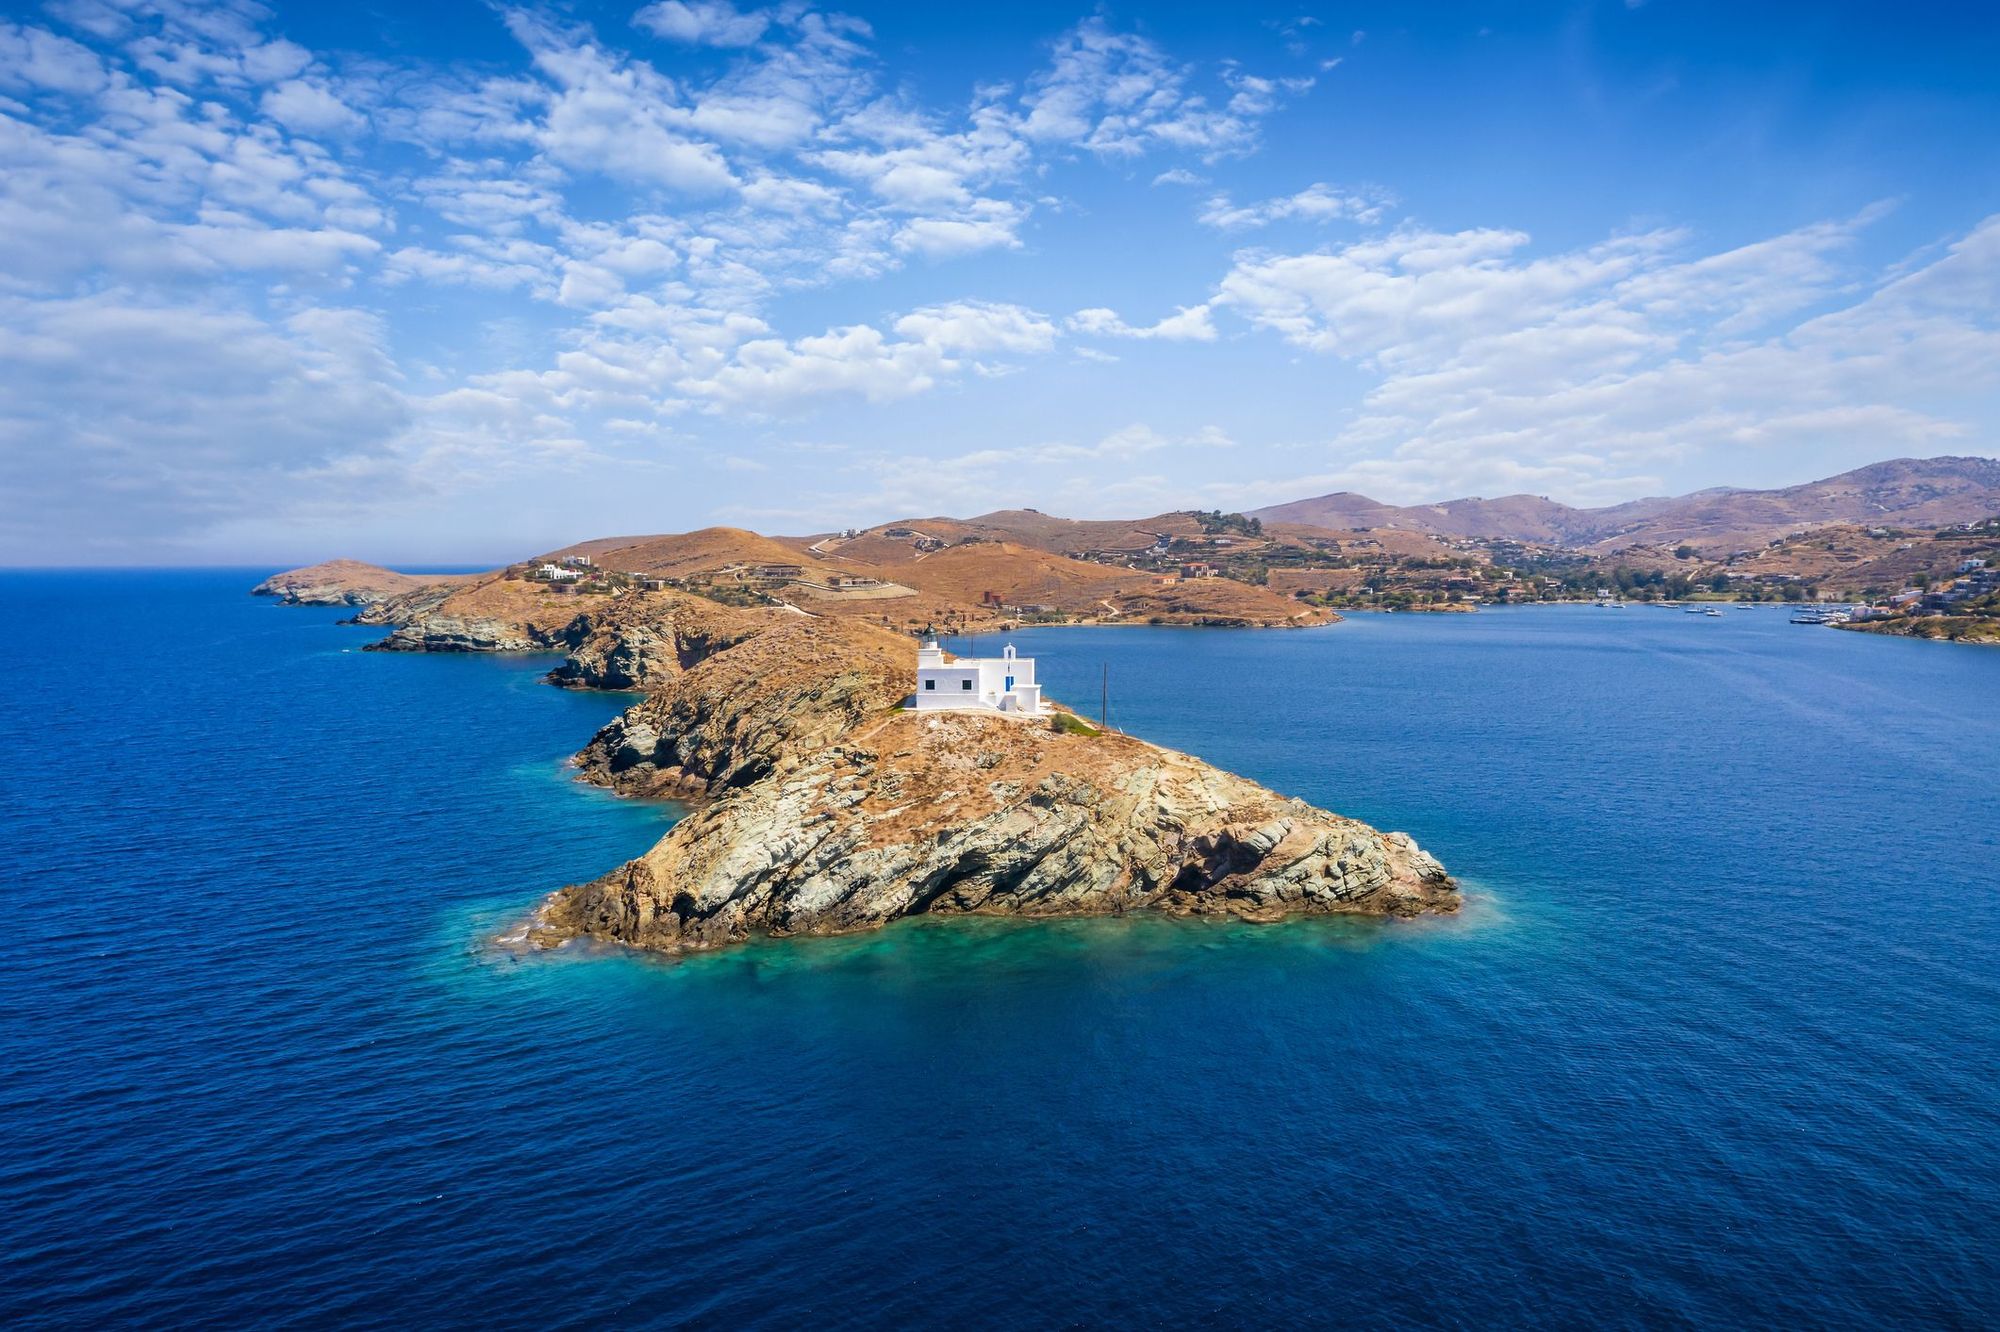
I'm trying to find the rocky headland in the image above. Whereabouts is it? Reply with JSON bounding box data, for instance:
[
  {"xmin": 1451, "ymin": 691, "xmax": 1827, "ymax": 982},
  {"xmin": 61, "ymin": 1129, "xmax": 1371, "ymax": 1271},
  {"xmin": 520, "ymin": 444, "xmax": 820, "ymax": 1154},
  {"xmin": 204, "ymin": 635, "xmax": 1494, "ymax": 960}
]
[
  {"xmin": 250, "ymin": 559, "xmax": 466, "ymax": 606},
  {"xmin": 548, "ymin": 615, "xmax": 1457, "ymax": 953},
  {"xmin": 254, "ymin": 560, "xmax": 1457, "ymax": 955}
]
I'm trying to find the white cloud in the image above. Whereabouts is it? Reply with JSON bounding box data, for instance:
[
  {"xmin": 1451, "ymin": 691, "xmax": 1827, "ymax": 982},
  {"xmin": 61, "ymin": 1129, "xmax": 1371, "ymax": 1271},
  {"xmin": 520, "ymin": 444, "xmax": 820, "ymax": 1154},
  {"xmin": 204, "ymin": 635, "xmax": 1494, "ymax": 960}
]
[
  {"xmin": 1020, "ymin": 18, "xmax": 1309, "ymax": 160},
  {"xmin": 1198, "ymin": 182, "xmax": 1393, "ymax": 230},
  {"xmin": 383, "ymin": 245, "xmax": 552, "ymax": 294},
  {"xmin": 894, "ymin": 212, "xmax": 1023, "ymax": 258},
  {"xmin": 504, "ymin": 12, "xmax": 739, "ymax": 195},
  {"xmin": 384, "ymin": 73, "xmax": 543, "ymax": 148},
  {"xmin": 815, "ymin": 100, "xmax": 1028, "ymax": 205},
  {"xmin": 1069, "ymin": 303, "xmax": 1217, "ymax": 342},
  {"xmin": 410, "ymin": 166, "xmax": 563, "ymax": 233},
  {"xmin": 0, "ymin": 56, "xmax": 389, "ymax": 289},
  {"xmin": 1206, "ymin": 210, "xmax": 2000, "ymax": 504},
  {"xmin": 892, "ymin": 301, "xmax": 1057, "ymax": 355},
  {"xmin": 684, "ymin": 323, "xmax": 946, "ymax": 407},
  {"xmin": 0, "ymin": 0, "xmax": 1483, "ymax": 558},
  {"xmin": 0, "ymin": 21, "xmax": 110, "ymax": 96},
  {"xmin": 739, "ymin": 172, "xmax": 842, "ymax": 214},
  {"xmin": 678, "ymin": 299, "xmax": 1057, "ymax": 410},
  {"xmin": 1214, "ymin": 225, "xmax": 1676, "ymax": 366},
  {"xmin": 686, "ymin": 13, "xmax": 874, "ymax": 150},
  {"xmin": 634, "ymin": 1, "xmax": 772, "ymax": 48},
  {"xmin": 174, "ymin": 219, "xmax": 379, "ymax": 269},
  {"xmin": 259, "ymin": 78, "xmax": 365, "ymax": 137}
]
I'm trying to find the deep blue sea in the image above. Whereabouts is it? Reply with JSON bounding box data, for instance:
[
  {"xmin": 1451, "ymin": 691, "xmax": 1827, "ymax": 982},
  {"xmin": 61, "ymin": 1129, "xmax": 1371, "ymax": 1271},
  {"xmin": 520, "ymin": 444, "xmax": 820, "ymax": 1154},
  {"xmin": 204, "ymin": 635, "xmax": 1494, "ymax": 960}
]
[{"xmin": 2, "ymin": 572, "xmax": 1997, "ymax": 1329}]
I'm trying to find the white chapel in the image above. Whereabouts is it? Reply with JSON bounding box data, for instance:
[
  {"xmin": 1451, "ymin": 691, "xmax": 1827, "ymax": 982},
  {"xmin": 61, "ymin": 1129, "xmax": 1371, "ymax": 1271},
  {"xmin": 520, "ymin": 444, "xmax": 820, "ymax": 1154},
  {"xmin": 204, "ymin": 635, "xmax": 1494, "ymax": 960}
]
[{"xmin": 912, "ymin": 638, "xmax": 1043, "ymax": 715}]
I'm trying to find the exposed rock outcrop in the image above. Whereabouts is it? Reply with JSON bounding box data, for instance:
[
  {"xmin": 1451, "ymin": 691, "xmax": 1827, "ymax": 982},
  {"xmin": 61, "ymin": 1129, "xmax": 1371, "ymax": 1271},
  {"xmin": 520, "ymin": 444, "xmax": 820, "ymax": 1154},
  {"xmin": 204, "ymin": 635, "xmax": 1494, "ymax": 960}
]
[
  {"xmin": 371, "ymin": 613, "xmax": 549, "ymax": 654},
  {"xmin": 547, "ymin": 610, "xmax": 761, "ymax": 691},
  {"xmin": 355, "ymin": 575, "xmax": 766, "ymax": 690},
  {"xmin": 536, "ymin": 706, "xmax": 1455, "ymax": 954},
  {"xmin": 574, "ymin": 617, "xmax": 911, "ymax": 796},
  {"xmin": 536, "ymin": 617, "xmax": 1457, "ymax": 955},
  {"xmin": 348, "ymin": 581, "xmax": 460, "ymax": 627}
]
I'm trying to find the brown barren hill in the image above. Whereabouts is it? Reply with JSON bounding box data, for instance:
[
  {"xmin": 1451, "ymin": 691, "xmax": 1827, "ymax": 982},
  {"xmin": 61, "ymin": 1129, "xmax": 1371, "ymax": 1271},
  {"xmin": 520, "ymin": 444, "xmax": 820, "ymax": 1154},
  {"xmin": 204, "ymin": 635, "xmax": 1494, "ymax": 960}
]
[
  {"xmin": 1254, "ymin": 456, "xmax": 2000, "ymax": 552},
  {"xmin": 884, "ymin": 540, "xmax": 1325, "ymax": 627},
  {"xmin": 550, "ymin": 527, "xmax": 846, "ymax": 581},
  {"xmin": 892, "ymin": 540, "xmax": 1130, "ymax": 606}
]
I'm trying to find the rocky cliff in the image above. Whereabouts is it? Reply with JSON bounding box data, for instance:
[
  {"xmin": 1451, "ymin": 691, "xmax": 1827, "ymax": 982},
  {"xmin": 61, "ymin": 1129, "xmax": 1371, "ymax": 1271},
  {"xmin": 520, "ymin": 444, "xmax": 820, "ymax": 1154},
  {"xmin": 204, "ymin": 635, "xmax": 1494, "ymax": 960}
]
[
  {"xmin": 536, "ymin": 616, "xmax": 1456, "ymax": 954},
  {"xmin": 536, "ymin": 705, "xmax": 1456, "ymax": 954},
  {"xmin": 356, "ymin": 575, "xmax": 768, "ymax": 690},
  {"xmin": 574, "ymin": 616, "xmax": 912, "ymax": 797}
]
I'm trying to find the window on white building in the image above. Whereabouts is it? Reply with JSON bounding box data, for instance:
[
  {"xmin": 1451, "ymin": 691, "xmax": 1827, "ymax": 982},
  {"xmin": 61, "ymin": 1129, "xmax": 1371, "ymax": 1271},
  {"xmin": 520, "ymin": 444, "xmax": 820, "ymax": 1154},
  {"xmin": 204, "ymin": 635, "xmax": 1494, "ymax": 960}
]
[
  {"xmin": 961, "ymin": 679, "xmax": 973, "ymax": 690},
  {"xmin": 924, "ymin": 680, "xmax": 935, "ymax": 690}
]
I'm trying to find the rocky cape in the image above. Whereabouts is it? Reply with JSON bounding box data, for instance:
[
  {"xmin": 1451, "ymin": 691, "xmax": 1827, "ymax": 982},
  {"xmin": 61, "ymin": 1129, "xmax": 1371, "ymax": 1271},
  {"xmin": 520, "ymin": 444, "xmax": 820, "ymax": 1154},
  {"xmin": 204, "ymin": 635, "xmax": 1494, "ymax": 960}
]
[
  {"xmin": 254, "ymin": 562, "xmax": 1459, "ymax": 955},
  {"xmin": 250, "ymin": 559, "xmax": 467, "ymax": 607},
  {"xmin": 546, "ymin": 614, "xmax": 1458, "ymax": 953}
]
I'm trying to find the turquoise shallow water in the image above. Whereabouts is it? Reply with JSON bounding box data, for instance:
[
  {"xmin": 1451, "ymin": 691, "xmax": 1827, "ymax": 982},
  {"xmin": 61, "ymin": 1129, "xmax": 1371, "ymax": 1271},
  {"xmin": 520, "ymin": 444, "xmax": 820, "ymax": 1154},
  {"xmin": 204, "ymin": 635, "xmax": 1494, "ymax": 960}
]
[{"xmin": 2, "ymin": 574, "xmax": 1997, "ymax": 1328}]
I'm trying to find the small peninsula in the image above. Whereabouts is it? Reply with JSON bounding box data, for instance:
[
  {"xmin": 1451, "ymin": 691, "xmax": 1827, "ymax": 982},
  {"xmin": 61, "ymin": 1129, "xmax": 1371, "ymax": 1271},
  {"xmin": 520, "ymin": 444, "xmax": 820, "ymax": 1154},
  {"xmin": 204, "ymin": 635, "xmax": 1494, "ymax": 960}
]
[
  {"xmin": 255, "ymin": 554, "xmax": 1457, "ymax": 955},
  {"xmin": 250, "ymin": 559, "xmax": 469, "ymax": 606},
  {"xmin": 544, "ymin": 617, "xmax": 1456, "ymax": 953}
]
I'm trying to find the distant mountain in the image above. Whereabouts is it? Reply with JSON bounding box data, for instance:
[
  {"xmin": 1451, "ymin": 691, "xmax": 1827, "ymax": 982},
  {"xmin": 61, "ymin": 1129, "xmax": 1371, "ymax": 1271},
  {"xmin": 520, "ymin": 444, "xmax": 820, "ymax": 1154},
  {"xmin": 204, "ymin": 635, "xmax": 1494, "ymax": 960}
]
[{"xmin": 1251, "ymin": 456, "xmax": 2000, "ymax": 552}]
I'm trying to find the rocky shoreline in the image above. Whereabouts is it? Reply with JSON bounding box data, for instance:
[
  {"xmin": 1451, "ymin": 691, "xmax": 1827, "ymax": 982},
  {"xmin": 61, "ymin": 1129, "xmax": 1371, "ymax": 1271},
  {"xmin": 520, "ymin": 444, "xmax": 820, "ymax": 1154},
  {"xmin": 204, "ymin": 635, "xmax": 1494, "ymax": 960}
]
[
  {"xmin": 1835, "ymin": 615, "xmax": 2000, "ymax": 644},
  {"xmin": 255, "ymin": 560, "xmax": 1459, "ymax": 955}
]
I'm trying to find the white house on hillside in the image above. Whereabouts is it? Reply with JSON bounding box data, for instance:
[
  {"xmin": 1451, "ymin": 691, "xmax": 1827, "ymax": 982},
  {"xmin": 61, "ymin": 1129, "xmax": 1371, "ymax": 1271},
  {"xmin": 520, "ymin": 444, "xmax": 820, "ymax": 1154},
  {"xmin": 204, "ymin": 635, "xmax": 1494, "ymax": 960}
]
[{"xmin": 912, "ymin": 638, "xmax": 1043, "ymax": 714}]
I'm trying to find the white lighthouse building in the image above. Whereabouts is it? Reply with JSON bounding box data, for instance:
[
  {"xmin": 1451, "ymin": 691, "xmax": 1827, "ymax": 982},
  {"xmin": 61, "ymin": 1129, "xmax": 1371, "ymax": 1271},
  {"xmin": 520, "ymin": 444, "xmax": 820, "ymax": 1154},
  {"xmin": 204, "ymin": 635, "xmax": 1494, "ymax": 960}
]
[{"xmin": 912, "ymin": 638, "xmax": 1044, "ymax": 715}]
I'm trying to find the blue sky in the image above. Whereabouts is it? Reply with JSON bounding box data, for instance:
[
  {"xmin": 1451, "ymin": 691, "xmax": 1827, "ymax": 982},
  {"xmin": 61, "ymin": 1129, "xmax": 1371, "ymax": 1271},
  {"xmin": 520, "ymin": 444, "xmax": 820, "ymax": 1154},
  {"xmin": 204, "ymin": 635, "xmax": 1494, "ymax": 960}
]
[{"xmin": 2, "ymin": 0, "xmax": 1997, "ymax": 564}]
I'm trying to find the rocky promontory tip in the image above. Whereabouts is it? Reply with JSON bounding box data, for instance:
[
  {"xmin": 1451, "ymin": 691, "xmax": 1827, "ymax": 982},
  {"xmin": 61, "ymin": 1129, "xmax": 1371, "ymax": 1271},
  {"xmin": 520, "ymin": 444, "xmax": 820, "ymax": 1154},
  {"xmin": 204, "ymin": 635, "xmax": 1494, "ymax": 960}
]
[
  {"xmin": 536, "ymin": 704, "xmax": 1456, "ymax": 955},
  {"xmin": 251, "ymin": 559, "xmax": 467, "ymax": 607}
]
